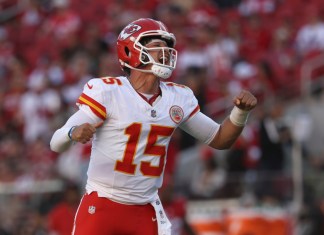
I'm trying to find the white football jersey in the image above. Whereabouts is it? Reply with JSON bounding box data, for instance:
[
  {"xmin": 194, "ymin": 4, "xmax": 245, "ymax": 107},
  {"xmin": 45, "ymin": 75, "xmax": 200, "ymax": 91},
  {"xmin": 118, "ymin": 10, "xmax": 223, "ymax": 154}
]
[{"xmin": 77, "ymin": 76, "xmax": 199, "ymax": 204}]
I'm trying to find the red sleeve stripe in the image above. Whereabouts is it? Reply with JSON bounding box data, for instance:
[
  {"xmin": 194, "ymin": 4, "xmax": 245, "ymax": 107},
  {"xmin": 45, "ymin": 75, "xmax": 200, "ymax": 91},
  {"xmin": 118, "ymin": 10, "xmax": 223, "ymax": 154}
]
[
  {"xmin": 189, "ymin": 105, "xmax": 200, "ymax": 118},
  {"xmin": 77, "ymin": 93, "xmax": 107, "ymax": 120}
]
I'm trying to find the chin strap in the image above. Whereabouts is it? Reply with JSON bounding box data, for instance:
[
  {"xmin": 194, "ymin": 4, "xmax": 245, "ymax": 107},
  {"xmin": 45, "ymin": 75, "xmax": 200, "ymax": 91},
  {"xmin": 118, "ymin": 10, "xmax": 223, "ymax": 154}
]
[{"xmin": 121, "ymin": 60, "xmax": 173, "ymax": 79}]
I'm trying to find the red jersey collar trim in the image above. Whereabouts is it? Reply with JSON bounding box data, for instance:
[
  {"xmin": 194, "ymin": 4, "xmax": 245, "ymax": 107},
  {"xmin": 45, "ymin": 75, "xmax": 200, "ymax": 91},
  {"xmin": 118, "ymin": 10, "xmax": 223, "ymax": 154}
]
[{"xmin": 137, "ymin": 88, "xmax": 162, "ymax": 106}]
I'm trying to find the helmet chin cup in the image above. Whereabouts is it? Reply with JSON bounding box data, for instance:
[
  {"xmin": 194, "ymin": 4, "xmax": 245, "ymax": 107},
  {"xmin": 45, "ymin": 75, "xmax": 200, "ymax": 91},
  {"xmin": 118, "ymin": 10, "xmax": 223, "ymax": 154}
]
[{"xmin": 151, "ymin": 64, "xmax": 173, "ymax": 79}]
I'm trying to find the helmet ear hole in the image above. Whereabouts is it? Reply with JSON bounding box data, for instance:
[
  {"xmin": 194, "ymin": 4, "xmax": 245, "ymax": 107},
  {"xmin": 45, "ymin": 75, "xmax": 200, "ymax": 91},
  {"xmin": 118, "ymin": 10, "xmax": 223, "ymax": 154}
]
[{"xmin": 124, "ymin": 47, "xmax": 130, "ymax": 56}]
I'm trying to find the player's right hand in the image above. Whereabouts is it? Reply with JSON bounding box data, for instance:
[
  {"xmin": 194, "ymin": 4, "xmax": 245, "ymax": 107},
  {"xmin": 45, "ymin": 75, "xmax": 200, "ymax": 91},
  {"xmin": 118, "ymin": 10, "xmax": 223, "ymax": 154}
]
[{"xmin": 71, "ymin": 121, "xmax": 103, "ymax": 144}]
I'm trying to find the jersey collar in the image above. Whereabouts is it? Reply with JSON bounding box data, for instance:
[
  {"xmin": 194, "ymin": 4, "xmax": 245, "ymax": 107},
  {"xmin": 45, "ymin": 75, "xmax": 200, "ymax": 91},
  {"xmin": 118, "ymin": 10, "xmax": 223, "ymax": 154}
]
[{"xmin": 137, "ymin": 87, "xmax": 162, "ymax": 106}]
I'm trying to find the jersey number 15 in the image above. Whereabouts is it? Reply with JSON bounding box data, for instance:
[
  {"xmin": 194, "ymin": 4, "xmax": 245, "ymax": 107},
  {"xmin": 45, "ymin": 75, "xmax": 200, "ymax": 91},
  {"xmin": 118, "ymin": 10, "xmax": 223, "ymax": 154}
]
[{"xmin": 115, "ymin": 123, "xmax": 174, "ymax": 177}]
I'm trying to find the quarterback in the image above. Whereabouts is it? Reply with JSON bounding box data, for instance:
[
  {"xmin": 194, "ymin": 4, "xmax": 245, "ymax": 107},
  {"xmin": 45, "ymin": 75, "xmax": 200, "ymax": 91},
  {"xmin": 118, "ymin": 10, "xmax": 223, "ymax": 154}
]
[{"xmin": 50, "ymin": 18, "xmax": 257, "ymax": 235}]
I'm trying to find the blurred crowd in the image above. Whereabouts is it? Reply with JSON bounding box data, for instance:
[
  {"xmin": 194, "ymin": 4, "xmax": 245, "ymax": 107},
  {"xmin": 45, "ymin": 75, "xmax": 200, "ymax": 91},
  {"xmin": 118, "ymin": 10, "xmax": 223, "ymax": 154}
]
[{"xmin": 1, "ymin": 0, "xmax": 324, "ymax": 234}]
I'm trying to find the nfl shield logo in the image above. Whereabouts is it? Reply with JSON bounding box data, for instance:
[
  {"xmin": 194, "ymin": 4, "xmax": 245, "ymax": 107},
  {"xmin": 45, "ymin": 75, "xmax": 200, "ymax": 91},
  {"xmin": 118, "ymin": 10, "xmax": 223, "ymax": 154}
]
[
  {"xmin": 88, "ymin": 205, "xmax": 96, "ymax": 214},
  {"xmin": 151, "ymin": 110, "xmax": 157, "ymax": 118}
]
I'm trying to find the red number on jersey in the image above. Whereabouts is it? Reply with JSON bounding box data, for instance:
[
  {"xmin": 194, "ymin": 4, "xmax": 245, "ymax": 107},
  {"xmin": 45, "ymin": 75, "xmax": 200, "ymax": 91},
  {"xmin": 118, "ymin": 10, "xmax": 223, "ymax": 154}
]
[
  {"xmin": 115, "ymin": 123, "xmax": 174, "ymax": 177},
  {"xmin": 102, "ymin": 77, "xmax": 122, "ymax": 85},
  {"xmin": 165, "ymin": 82, "xmax": 186, "ymax": 88},
  {"xmin": 115, "ymin": 123, "xmax": 141, "ymax": 175}
]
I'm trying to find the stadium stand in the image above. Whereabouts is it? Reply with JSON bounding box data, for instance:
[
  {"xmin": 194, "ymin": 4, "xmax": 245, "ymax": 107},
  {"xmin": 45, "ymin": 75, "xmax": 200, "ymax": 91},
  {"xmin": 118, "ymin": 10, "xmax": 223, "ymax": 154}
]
[{"xmin": 1, "ymin": 0, "xmax": 324, "ymax": 234}]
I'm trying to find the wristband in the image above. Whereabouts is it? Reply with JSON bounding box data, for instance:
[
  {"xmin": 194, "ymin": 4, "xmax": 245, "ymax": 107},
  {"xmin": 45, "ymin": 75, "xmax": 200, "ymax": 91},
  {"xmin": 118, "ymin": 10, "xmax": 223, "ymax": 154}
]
[
  {"xmin": 229, "ymin": 106, "xmax": 250, "ymax": 126},
  {"xmin": 68, "ymin": 126, "xmax": 77, "ymax": 140}
]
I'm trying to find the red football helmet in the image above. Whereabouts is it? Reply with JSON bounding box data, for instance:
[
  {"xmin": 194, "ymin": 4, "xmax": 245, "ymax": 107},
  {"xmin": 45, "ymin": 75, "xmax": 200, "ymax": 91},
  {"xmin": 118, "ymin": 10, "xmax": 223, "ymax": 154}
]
[{"xmin": 117, "ymin": 18, "xmax": 177, "ymax": 79}]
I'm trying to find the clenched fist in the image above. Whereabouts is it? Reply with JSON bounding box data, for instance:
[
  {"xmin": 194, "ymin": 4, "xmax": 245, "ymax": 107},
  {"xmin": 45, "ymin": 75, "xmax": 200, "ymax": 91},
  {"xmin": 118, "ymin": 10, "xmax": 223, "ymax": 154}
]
[
  {"xmin": 233, "ymin": 90, "xmax": 257, "ymax": 111},
  {"xmin": 71, "ymin": 121, "xmax": 103, "ymax": 144}
]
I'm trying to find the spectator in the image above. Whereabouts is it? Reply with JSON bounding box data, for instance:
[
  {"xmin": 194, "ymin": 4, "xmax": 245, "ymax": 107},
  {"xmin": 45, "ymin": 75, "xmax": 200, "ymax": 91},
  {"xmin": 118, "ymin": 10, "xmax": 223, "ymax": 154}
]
[
  {"xmin": 295, "ymin": 6, "xmax": 324, "ymax": 57},
  {"xmin": 47, "ymin": 183, "xmax": 80, "ymax": 235},
  {"xmin": 190, "ymin": 147, "xmax": 227, "ymax": 199},
  {"xmin": 258, "ymin": 101, "xmax": 286, "ymax": 171}
]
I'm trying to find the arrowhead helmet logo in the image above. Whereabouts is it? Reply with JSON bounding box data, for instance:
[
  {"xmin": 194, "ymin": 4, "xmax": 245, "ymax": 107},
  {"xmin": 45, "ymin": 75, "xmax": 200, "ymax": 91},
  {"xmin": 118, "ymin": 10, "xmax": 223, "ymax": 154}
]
[{"xmin": 119, "ymin": 24, "xmax": 142, "ymax": 40}]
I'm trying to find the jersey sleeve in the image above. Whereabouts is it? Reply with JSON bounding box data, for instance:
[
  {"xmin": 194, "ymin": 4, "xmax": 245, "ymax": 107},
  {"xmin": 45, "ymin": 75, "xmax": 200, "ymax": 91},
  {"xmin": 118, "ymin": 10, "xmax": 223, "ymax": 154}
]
[
  {"xmin": 180, "ymin": 112, "xmax": 219, "ymax": 144},
  {"xmin": 76, "ymin": 78, "xmax": 107, "ymax": 120},
  {"xmin": 182, "ymin": 87, "xmax": 200, "ymax": 123}
]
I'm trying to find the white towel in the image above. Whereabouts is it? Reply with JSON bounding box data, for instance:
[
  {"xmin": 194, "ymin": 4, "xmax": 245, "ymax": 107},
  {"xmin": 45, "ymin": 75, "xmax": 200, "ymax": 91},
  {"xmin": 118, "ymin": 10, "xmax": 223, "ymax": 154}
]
[{"xmin": 150, "ymin": 195, "xmax": 172, "ymax": 235}]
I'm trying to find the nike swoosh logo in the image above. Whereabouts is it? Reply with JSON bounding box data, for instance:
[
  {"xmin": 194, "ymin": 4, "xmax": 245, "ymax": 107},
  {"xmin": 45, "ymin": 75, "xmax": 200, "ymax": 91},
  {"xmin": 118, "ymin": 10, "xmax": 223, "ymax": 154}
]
[
  {"xmin": 152, "ymin": 217, "xmax": 157, "ymax": 222},
  {"xmin": 87, "ymin": 83, "xmax": 93, "ymax": 89}
]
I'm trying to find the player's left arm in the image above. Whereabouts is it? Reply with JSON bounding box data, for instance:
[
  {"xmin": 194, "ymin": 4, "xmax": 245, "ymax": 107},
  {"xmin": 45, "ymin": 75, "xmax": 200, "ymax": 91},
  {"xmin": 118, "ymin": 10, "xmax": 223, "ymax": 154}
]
[
  {"xmin": 180, "ymin": 90, "xmax": 257, "ymax": 150},
  {"xmin": 208, "ymin": 90, "xmax": 257, "ymax": 149}
]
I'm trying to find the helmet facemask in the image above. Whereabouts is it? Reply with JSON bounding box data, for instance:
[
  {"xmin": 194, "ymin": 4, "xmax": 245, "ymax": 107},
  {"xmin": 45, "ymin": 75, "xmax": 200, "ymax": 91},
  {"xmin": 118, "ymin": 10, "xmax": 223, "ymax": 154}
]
[{"xmin": 133, "ymin": 31, "xmax": 177, "ymax": 79}]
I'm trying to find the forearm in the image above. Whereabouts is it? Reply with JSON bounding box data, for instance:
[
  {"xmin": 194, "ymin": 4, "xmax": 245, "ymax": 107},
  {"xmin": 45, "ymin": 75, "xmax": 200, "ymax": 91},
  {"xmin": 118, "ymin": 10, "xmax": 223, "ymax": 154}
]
[
  {"xmin": 50, "ymin": 126, "xmax": 74, "ymax": 153},
  {"xmin": 208, "ymin": 117, "xmax": 244, "ymax": 149},
  {"xmin": 50, "ymin": 109, "xmax": 99, "ymax": 153},
  {"xmin": 209, "ymin": 106, "xmax": 250, "ymax": 149}
]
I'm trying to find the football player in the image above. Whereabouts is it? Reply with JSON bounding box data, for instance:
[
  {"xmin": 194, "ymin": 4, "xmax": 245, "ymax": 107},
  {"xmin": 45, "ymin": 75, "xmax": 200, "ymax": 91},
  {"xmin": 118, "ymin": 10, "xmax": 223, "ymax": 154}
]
[{"xmin": 50, "ymin": 18, "xmax": 257, "ymax": 235}]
